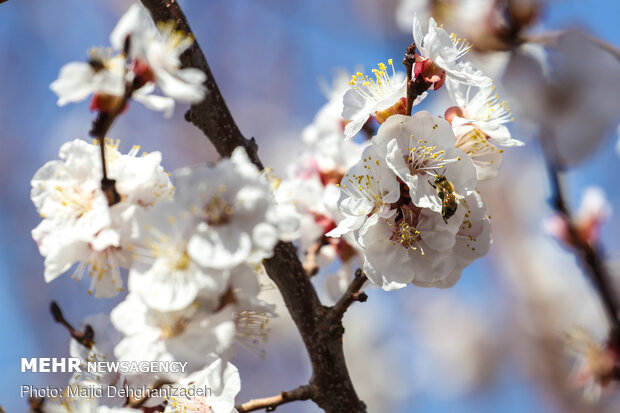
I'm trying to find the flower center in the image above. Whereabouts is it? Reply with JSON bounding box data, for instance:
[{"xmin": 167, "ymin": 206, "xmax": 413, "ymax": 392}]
[
  {"xmin": 389, "ymin": 205, "xmax": 425, "ymax": 254},
  {"xmin": 405, "ymin": 136, "xmax": 457, "ymax": 176},
  {"xmin": 158, "ymin": 313, "xmax": 191, "ymax": 339},
  {"xmin": 455, "ymin": 128, "xmax": 503, "ymax": 162},
  {"xmin": 338, "ymin": 155, "xmax": 390, "ymax": 214},
  {"xmin": 54, "ymin": 185, "xmax": 96, "ymax": 221},
  {"xmin": 204, "ymin": 195, "xmax": 235, "ymax": 226},
  {"xmin": 173, "ymin": 251, "xmax": 191, "ymax": 271}
]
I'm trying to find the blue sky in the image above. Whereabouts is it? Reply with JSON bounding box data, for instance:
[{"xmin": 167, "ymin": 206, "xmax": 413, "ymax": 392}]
[{"xmin": 1, "ymin": 0, "xmax": 619, "ymax": 411}]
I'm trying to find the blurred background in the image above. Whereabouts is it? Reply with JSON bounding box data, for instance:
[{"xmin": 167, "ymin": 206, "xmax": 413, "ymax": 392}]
[{"xmin": 1, "ymin": 0, "xmax": 620, "ymax": 411}]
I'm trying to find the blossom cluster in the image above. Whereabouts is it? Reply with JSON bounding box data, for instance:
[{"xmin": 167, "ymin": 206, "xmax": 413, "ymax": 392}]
[
  {"xmin": 51, "ymin": 4, "xmax": 206, "ymax": 117},
  {"xmin": 33, "ymin": 136, "xmax": 289, "ymax": 411},
  {"xmin": 31, "ymin": 3, "xmax": 526, "ymax": 411},
  {"xmin": 277, "ymin": 15, "xmax": 522, "ymax": 292},
  {"xmin": 34, "ymin": 6, "xmax": 296, "ymax": 412}
]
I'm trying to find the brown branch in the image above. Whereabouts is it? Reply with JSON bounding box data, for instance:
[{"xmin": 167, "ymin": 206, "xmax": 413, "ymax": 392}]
[
  {"xmin": 50, "ymin": 301, "xmax": 94, "ymax": 348},
  {"xmin": 137, "ymin": 0, "xmax": 262, "ymax": 168},
  {"xmin": 328, "ymin": 269, "xmax": 368, "ymax": 323},
  {"xmin": 541, "ymin": 134, "xmax": 620, "ymax": 345},
  {"xmin": 236, "ymin": 385, "xmax": 314, "ymax": 412},
  {"xmin": 403, "ymin": 43, "xmax": 416, "ymax": 116},
  {"xmin": 139, "ymin": 1, "xmax": 366, "ymax": 411},
  {"xmin": 261, "ymin": 242, "xmax": 366, "ymax": 411},
  {"xmin": 402, "ymin": 42, "xmax": 431, "ymax": 116},
  {"xmin": 88, "ymin": 74, "xmax": 138, "ymax": 206}
]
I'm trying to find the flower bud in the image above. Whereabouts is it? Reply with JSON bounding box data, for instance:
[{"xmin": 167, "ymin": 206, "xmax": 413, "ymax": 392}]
[
  {"xmin": 444, "ymin": 106, "xmax": 465, "ymax": 124},
  {"xmin": 414, "ymin": 57, "xmax": 446, "ymax": 90}
]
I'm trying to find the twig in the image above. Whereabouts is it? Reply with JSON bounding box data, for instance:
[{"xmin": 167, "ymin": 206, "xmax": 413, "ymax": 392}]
[
  {"xmin": 303, "ymin": 237, "xmax": 327, "ymax": 277},
  {"xmin": 541, "ymin": 135, "xmax": 620, "ymax": 345},
  {"xmin": 139, "ymin": 1, "xmax": 366, "ymax": 411},
  {"xmin": 126, "ymin": 379, "xmax": 172, "ymax": 409},
  {"xmin": 328, "ymin": 269, "xmax": 368, "ymax": 323},
  {"xmin": 89, "ymin": 75, "xmax": 141, "ymax": 206},
  {"xmin": 402, "ymin": 43, "xmax": 415, "ymax": 116},
  {"xmin": 138, "ymin": 0, "xmax": 262, "ymax": 168},
  {"xmin": 236, "ymin": 385, "xmax": 314, "ymax": 412},
  {"xmin": 50, "ymin": 301, "xmax": 94, "ymax": 348},
  {"xmin": 402, "ymin": 43, "xmax": 431, "ymax": 117}
]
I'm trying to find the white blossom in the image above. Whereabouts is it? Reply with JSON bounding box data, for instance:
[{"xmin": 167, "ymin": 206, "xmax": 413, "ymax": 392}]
[
  {"xmin": 50, "ymin": 49, "xmax": 174, "ymax": 117},
  {"xmin": 174, "ymin": 147, "xmax": 293, "ymax": 270},
  {"xmin": 412, "ymin": 15, "xmax": 491, "ymax": 89},
  {"xmin": 127, "ymin": 200, "xmax": 229, "ymax": 312},
  {"xmin": 51, "ymin": 3, "xmax": 206, "ymax": 117},
  {"xmin": 50, "ymin": 50, "xmax": 125, "ymax": 107},
  {"xmin": 163, "ymin": 359, "xmax": 240, "ymax": 413},
  {"xmin": 113, "ymin": 260, "xmax": 273, "ymax": 373},
  {"xmin": 329, "ymin": 112, "xmax": 490, "ymax": 290},
  {"xmin": 373, "ymin": 112, "xmax": 477, "ymax": 213},
  {"xmin": 110, "ymin": 3, "xmax": 206, "ymax": 103},
  {"xmin": 566, "ymin": 328, "xmax": 619, "ymax": 402},
  {"xmin": 444, "ymin": 64, "xmax": 522, "ymax": 179},
  {"xmin": 326, "ymin": 144, "xmax": 400, "ymax": 238},
  {"xmin": 31, "ymin": 139, "xmax": 172, "ymax": 297},
  {"xmin": 111, "ymin": 294, "xmax": 235, "ymax": 376},
  {"xmin": 360, "ymin": 191, "xmax": 491, "ymax": 290},
  {"xmin": 342, "ymin": 60, "xmax": 425, "ymax": 140}
]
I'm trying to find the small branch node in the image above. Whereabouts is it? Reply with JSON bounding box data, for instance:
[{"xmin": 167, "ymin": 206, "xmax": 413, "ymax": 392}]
[{"xmin": 329, "ymin": 269, "xmax": 368, "ymax": 322}]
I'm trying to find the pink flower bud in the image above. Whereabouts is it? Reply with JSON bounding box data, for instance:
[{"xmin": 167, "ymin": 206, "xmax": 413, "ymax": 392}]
[
  {"xmin": 444, "ymin": 106, "xmax": 465, "ymax": 124},
  {"xmin": 131, "ymin": 58, "xmax": 155, "ymax": 89}
]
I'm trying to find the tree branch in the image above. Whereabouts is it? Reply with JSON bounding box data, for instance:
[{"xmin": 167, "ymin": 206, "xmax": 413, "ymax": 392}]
[
  {"xmin": 328, "ymin": 269, "xmax": 368, "ymax": 323},
  {"xmin": 403, "ymin": 43, "xmax": 415, "ymax": 116},
  {"xmin": 236, "ymin": 385, "xmax": 314, "ymax": 412},
  {"xmin": 541, "ymin": 134, "xmax": 620, "ymax": 345},
  {"xmin": 89, "ymin": 70, "xmax": 140, "ymax": 206},
  {"xmin": 139, "ymin": 1, "xmax": 367, "ymax": 411},
  {"xmin": 138, "ymin": 0, "xmax": 262, "ymax": 168}
]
